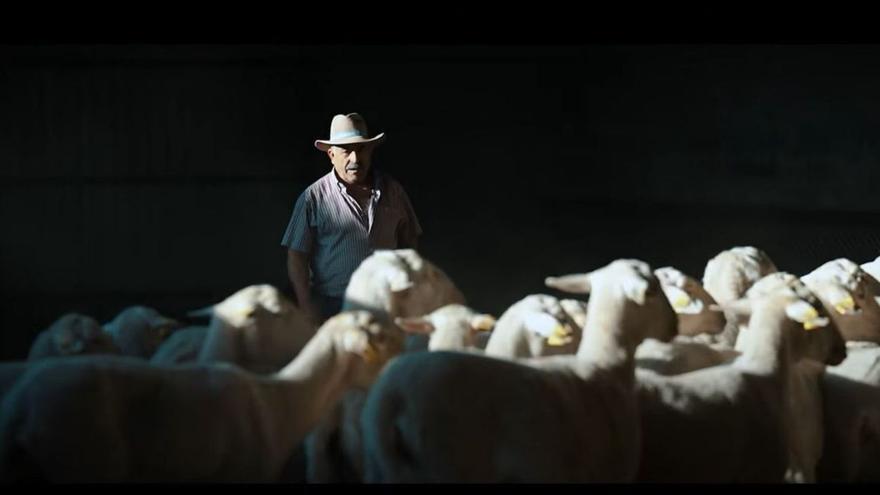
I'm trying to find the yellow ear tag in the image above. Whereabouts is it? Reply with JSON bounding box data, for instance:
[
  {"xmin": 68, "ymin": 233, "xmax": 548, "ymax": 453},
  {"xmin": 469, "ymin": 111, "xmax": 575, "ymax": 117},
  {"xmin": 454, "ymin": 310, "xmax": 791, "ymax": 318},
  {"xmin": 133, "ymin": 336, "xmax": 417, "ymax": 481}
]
[
  {"xmin": 673, "ymin": 295, "xmax": 691, "ymax": 309},
  {"xmin": 803, "ymin": 319, "xmax": 824, "ymax": 331},
  {"xmin": 833, "ymin": 296, "xmax": 856, "ymax": 315},
  {"xmin": 547, "ymin": 325, "xmax": 573, "ymax": 346},
  {"xmin": 471, "ymin": 315, "xmax": 496, "ymax": 332}
]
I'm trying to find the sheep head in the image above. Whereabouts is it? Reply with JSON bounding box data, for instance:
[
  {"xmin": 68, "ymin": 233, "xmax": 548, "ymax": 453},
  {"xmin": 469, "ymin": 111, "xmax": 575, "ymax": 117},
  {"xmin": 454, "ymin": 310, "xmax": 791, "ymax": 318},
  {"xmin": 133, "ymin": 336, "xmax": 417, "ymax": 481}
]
[
  {"xmin": 395, "ymin": 304, "xmax": 496, "ymax": 351},
  {"xmin": 702, "ymin": 246, "xmax": 778, "ymax": 305},
  {"xmin": 325, "ymin": 310, "xmax": 406, "ymax": 388},
  {"xmin": 346, "ymin": 249, "xmax": 466, "ymax": 320},
  {"xmin": 104, "ymin": 306, "xmax": 181, "ymax": 358},
  {"xmin": 655, "ymin": 266, "xmax": 727, "ymax": 337},
  {"xmin": 733, "ymin": 272, "xmax": 846, "ymax": 365},
  {"xmin": 802, "ymin": 258, "xmax": 880, "ymax": 344},
  {"xmin": 546, "ymin": 259, "xmax": 678, "ymax": 348}
]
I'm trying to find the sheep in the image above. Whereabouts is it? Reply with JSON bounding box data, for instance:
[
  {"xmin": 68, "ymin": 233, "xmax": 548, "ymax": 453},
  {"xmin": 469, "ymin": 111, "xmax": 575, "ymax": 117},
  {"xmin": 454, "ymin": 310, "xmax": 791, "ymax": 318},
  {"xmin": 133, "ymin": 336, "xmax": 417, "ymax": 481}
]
[
  {"xmin": 394, "ymin": 304, "xmax": 497, "ymax": 352},
  {"xmin": 303, "ymin": 304, "xmax": 496, "ymax": 483},
  {"xmin": 815, "ymin": 370, "xmax": 880, "ymax": 482},
  {"xmin": 342, "ymin": 249, "xmax": 466, "ymax": 353},
  {"xmin": 27, "ymin": 313, "xmax": 119, "ymax": 360},
  {"xmin": 797, "ymin": 259, "xmax": 880, "ymax": 481},
  {"xmin": 359, "ymin": 259, "xmax": 677, "ymax": 483},
  {"xmin": 483, "ymin": 294, "xmax": 587, "ymax": 359},
  {"xmin": 635, "ymin": 276, "xmax": 840, "ymax": 483},
  {"xmin": 103, "ymin": 305, "xmax": 181, "ymax": 359},
  {"xmin": 802, "ymin": 258, "xmax": 880, "ymax": 344},
  {"xmin": 655, "ymin": 266, "xmax": 727, "ymax": 338},
  {"xmin": 196, "ymin": 284, "xmax": 317, "ymax": 374},
  {"xmin": 0, "ymin": 309, "xmax": 405, "ymax": 482},
  {"xmin": 701, "ymin": 246, "xmax": 778, "ymax": 348},
  {"xmin": 149, "ymin": 326, "xmax": 208, "ymax": 366},
  {"xmin": 634, "ymin": 266, "xmax": 732, "ymax": 376}
]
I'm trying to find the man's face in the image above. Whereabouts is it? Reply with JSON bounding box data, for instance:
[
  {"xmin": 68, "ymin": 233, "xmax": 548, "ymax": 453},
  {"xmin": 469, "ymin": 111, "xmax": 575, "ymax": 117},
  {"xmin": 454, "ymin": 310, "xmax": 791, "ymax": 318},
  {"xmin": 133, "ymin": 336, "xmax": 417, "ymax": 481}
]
[{"xmin": 329, "ymin": 143, "xmax": 374, "ymax": 185}]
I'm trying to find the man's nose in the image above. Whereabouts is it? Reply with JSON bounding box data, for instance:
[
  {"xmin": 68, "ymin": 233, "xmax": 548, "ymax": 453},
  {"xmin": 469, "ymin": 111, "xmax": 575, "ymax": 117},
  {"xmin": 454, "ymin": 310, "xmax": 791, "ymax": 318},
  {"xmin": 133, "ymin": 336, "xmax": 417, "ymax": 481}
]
[{"xmin": 348, "ymin": 150, "xmax": 358, "ymax": 163}]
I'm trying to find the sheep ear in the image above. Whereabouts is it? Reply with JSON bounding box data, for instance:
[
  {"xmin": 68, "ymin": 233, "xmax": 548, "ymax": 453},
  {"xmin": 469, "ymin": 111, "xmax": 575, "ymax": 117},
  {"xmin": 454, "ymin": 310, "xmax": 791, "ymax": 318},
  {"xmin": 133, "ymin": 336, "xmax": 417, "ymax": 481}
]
[
  {"xmin": 720, "ymin": 298, "xmax": 753, "ymax": 319},
  {"xmin": 545, "ymin": 273, "xmax": 591, "ymax": 294},
  {"xmin": 786, "ymin": 300, "xmax": 829, "ymax": 331},
  {"xmin": 469, "ymin": 314, "xmax": 496, "ymax": 332},
  {"xmin": 831, "ymin": 294, "xmax": 857, "ymax": 315},
  {"xmin": 547, "ymin": 331, "xmax": 574, "ymax": 347},
  {"xmin": 342, "ymin": 329, "xmax": 379, "ymax": 364},
  {"xmin": 394, "ymin": 317, "xmax": 435, "ymax": 335},
  {"xmin": 388, "ymin": 270, "xmax": 413, "ymax": 292},
  {"xmin": 622, "ymin": 278, "xmax": 649, "ymax": 305}
]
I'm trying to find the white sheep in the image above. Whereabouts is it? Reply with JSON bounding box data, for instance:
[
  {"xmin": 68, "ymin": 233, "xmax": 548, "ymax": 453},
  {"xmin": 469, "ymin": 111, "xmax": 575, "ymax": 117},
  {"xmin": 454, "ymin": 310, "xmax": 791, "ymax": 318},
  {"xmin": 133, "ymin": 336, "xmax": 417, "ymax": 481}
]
[
  {"xmin": 304, "ymin": 304, "xmax": 496, "ymax": 483},
  {"xmin": 635, "ymin": 276, "xmax": 839, "ymax": 483},
  {"xmin": 0, "ymin": 309, "xmax": 405, "ymax": 482},
  {"xmin": 483, "ymin": 294, "xmax": 587, "ymax": 359},
  {"xmin": 634, "ymin": 266, "xmax": 732, "ymax": 376},
  {"xmin": 394, "ymin": 304, "xmax": 496, "ymax": 352},
  {"xmin": 799, "ymin": 259, "xmax": 880, "ymax": 481},
  {"xmin": 815, "ymin": 369, "xmax": 880, "ymax": 482},
  {"xmin": 196, "ymin": 284, "xmax": 317, "ymax": 374},
  {"xmin": 343, "ymin": 249, "xmax": 466, "ymax": 353},
  {"xmin": 149, "ymin": 326, "xmax": 208, "ymax": 366},
  {"xmin": 701, "ymin": 246, "xmax": 779, "ymax": 348},
  {"xmin": 103, "ymin": 306, "xmax": 181, "ymax": 359},
  {"xmin": 27, "ymin": 313, "xmax": 119, "ymax": 360},
  {"xmin": 359, "ymin": 259, "xmax": 677, "ymax": 482},
  {"xmin": 802, "ymin": 258, "xmax": 880, "ymax": 344}
]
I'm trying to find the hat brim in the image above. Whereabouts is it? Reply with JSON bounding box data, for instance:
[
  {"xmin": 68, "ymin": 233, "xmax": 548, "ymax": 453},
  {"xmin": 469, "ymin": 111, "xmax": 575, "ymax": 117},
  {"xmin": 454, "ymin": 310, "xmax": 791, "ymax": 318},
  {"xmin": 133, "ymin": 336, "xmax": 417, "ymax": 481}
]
[{"xmin": 314, "ymin": 132, "xmax": 385, "ymax": 152}]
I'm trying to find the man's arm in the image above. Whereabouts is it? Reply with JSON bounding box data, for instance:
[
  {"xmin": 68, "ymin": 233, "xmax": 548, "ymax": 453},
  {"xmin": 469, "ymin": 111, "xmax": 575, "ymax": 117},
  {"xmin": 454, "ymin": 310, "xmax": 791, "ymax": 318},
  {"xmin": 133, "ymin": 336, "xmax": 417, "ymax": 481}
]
[{"xmin": 287, "ymin": 249, "xmax": 320, "ymax": 327}]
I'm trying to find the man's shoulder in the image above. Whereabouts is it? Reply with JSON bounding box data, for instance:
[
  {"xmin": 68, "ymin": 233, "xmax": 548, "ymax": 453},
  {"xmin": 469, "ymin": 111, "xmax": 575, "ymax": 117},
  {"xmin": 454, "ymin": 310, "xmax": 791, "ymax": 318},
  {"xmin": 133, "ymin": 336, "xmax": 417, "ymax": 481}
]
[
  {"xmin": 300, "ymin": 171, "xmax": 335, "ymax": 198},
  {"xmin": 378, "ymin": 171, "xmax": 409, "ymax": 193}
]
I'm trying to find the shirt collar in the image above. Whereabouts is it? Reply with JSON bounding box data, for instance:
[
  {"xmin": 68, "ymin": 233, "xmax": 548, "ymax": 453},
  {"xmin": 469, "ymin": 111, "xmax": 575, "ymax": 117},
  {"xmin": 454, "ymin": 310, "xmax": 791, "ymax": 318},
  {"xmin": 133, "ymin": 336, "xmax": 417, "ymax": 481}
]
[{"xmin": 331, "ymin": 169, "xmax": 383, "ymax": 198}]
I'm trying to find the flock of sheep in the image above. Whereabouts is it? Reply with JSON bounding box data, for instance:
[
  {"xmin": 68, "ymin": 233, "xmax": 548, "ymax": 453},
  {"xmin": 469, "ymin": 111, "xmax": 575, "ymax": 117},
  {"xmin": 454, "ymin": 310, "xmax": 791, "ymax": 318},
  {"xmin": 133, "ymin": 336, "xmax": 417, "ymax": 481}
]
[{"xmin": 2, "ymin": 247, "xmax": 880, "ymax": 482}]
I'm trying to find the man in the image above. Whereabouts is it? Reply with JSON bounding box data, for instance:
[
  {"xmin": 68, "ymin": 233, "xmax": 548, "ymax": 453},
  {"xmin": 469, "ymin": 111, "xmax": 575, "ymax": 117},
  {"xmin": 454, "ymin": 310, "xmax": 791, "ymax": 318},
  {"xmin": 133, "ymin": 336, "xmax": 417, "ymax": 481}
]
[{"xmin": 281, "ymin": 113, "xmax": 422, "ymax": 326}]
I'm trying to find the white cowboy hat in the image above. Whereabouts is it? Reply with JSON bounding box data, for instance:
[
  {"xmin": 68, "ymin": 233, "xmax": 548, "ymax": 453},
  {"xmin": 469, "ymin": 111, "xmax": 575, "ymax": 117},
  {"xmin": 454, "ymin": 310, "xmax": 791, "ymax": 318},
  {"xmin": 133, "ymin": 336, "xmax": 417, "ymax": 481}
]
[{"xmin": 314, "ymin": 113, "xmax": 386, "ymax": 152}]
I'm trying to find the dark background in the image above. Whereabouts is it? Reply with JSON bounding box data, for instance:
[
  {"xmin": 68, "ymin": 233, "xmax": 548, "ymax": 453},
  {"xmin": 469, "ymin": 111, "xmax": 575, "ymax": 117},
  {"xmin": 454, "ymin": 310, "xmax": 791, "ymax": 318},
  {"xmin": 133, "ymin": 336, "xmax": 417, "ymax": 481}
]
[{"xmin": 2, "ymin": 43, "xmax": 878, "ymax": 359}]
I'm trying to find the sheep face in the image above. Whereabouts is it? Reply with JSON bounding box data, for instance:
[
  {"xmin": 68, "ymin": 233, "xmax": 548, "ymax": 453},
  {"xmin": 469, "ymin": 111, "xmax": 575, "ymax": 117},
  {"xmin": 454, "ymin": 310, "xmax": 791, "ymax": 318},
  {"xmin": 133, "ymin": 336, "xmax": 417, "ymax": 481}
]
[
  {"xmin": 655, "ymin": 266, "xmax": 727, "ymax": 337},
  {"xmin": 326, "ymin": 310, "xmax": 406, "ymax": 387},
  {"xmin": 396, "ymin": 304, "xmax": 495, "ymax": 351}
]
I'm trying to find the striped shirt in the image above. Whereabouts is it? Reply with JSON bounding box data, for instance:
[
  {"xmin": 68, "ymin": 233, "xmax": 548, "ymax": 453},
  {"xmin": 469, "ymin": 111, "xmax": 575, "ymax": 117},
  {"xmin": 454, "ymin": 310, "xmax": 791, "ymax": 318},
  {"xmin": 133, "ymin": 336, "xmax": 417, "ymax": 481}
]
[{"xmin": 281, "ymin": 169, "xmax": 422, "ymax": 298}]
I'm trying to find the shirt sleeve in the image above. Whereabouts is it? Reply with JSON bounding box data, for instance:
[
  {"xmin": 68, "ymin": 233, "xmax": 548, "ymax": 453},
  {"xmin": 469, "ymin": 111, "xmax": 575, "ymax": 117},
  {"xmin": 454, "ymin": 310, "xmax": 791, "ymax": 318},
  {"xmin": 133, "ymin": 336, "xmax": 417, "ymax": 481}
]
[
  {"xmin": 396, "ymin": 186, "xmax": 423, "ymax": 249},
  {"xmin": 281, "ymin": 191, "xmax": 316, "ymax": 253}
]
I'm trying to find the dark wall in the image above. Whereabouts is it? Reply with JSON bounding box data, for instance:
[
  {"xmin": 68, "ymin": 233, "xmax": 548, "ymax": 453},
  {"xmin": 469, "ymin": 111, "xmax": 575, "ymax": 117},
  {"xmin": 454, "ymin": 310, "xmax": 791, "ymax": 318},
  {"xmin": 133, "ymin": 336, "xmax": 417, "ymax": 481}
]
[{"xmin": 2, "ymin": 44, "xmax": 879, "ymax": 359}]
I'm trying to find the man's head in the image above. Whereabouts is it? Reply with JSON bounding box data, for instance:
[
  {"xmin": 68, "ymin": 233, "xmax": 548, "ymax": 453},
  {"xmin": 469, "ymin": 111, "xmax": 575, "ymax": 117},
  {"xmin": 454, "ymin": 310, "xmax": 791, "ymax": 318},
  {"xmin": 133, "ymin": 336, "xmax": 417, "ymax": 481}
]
[
  {"xmin": 329, "ymin": 142, "xmax": 376, "ymax": 186},
  {"xmin": 315, "ymin": 113, "xmax": 385, "ymax": 186}
]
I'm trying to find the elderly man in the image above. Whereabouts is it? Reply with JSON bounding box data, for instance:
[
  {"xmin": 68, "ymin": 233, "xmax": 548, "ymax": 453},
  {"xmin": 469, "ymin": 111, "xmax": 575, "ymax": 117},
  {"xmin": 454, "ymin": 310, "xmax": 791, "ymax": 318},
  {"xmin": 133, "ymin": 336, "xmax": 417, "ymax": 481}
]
[{"xmin": 281, "ymin": 113, "xmax": 422, "ymax": 325}]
